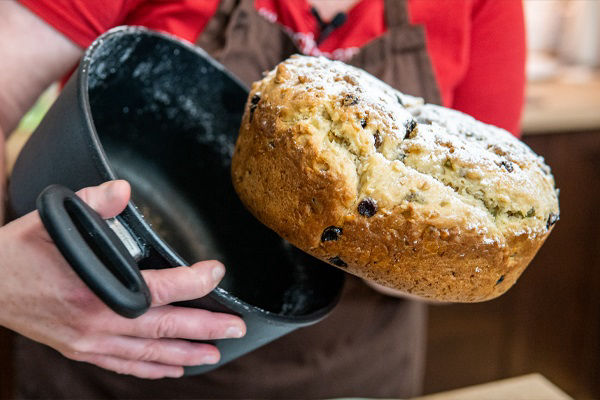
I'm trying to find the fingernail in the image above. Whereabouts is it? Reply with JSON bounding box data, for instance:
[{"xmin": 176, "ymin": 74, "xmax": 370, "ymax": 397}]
[
  {"xmin": 202, "ymin": 354, "xmax": 220, "ymax": 365},
  {"xmin": 106, "ymin": 180, "xmax": 119, "ymax": 196},
  {"xmin": 212, "ymin": 265, "xmax": 225, "ymax": 282},
  {"xmin": 167, "ymin": 367, "xmax": 185, "ymax": 378},
  {"xmin": 225, "ymin": 326, "xmax": 244, "ymax": 338},
  {"xmin": 105, "ymin": 180, "xmax": 124, "ymax": 202}
]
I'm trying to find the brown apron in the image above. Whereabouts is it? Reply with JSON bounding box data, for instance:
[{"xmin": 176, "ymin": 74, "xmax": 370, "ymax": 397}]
[{"xmin": 15, "ymin": 0, "xmax": 441, "ymax": 398}]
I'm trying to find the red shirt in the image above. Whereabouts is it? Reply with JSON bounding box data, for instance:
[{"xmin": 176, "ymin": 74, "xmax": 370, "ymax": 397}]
[{"xmin": 19, "ymin": 0, "xmax": 525, "ymax": 136}]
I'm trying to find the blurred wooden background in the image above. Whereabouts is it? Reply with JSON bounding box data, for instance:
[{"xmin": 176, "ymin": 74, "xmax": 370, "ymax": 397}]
[{"xmin": 424, "ymin": 82, "xmax": 600, "ymax": 398}]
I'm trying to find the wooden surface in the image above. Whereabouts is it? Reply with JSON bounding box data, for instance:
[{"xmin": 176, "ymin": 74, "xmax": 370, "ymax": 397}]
[
  {"xmin": 522, "ymin": 74, "xmax": 600, "ymax": 134},
  {"xmin": 424, "ymin": 129, "xmax": 600, "ymax": 399},
  {"xmin": 414, "ymin": 373, "xmax": 571, "ymax": 400}
]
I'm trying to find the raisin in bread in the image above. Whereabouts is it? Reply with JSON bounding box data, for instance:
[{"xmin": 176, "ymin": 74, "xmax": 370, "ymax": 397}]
[{"xmin": 231, "ymin": 55, "xmax": 559, "ymax": 302}]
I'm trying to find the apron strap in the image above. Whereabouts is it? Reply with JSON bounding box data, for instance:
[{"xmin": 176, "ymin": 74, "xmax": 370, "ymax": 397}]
[{"xmin": 384, "ymin": 0, "xmax": 411, "ymax": 28}]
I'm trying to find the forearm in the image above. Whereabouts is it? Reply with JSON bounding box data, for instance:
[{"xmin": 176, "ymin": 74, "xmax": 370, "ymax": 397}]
[{"xmin": 0, "ymin": 1, "xmax": 83, "ymax": 223}]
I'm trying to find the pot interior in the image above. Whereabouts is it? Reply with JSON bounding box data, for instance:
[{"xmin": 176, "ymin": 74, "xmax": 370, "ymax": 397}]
[{"xmin": 84, "ymin": 30, "xmax": 343, "ymax": 317}]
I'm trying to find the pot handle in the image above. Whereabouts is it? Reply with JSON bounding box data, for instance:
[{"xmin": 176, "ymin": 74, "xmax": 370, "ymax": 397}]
[{"xmin": 36, "ymin": 184, "xmax": 151, "ymax": 318}]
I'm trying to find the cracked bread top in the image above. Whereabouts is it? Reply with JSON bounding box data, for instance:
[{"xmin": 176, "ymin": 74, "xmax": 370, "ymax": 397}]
[{"xmin": 232, "ymin": 55, "xmax": 560, "ymax": 302}]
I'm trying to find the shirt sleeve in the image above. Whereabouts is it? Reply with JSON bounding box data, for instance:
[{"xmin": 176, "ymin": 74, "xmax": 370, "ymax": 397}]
[
  {"xmin": 18, "ymin": 0, "xmax": 220, "ymax": 48},
  {"xmin": 450, "ymin": 0, "xmax": 526, "ymax": 136}
]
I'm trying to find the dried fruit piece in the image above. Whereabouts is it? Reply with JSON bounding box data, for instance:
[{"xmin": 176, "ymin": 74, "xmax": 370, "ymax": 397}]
[
  {"xmin": 444, "ymin": 158, "xmax": 453, "ymax": 170},
  {"xmin": 373, "ymin": 131, "xmax": 382, "ymax": 148},
  {"xmin": 321, "ymin": 226, "xmax": 343, "ymax": 242},
  {"xmin": 396, "ymin": 94, "xmax": 404, "ymax": 106},
  {"xmin": 405, "ymin": 119, "xmax": 417, "ymax": 139},
  {"xmin": 404, "ymin": 191, "xmax": 425, "ymax": 204},
  {"xmin": 358, "ymin": 198, "xmax": 378, "ymax": 217},
  {"xmin": 546, "ymin": 213, "xmax": 559, "ymax": 229},
  {"xmin": 342, "ymin": 94, "xmax": 359, "ymax": 106},
  {"xmin": 328, "ymin": 256, "xmax": 348, "ymax": 268},
  {"xmin": 249, "ymin": 94, "xmax": 260, "ymax": 122},
  {"xmin": 499, "ymin": 160, "xmax": 514, "ymax": 172}
]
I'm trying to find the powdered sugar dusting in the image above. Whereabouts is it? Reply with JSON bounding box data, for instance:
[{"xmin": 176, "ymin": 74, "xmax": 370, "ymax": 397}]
[
  {"xmin": 264, "ymin": 55, "xmax": 417, "ymax": 127},
  {"xmin": 255, "ymin": 55, "xmax": 559, "ymax": 241}
]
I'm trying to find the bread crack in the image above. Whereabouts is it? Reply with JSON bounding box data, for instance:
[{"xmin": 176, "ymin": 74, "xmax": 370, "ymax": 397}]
[
  {"xmin": 321, "ymin": 116, "xmax": 365, "ymax": 217},
  {"xmin": 394, "ymin": 154, "xmax": 498, "ymax": 222}
]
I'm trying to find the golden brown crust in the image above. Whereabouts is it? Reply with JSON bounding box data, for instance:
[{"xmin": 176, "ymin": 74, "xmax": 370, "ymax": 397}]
[{"xmin": 231, "ymin": 56, "xmax": 559, "ymax": 302}]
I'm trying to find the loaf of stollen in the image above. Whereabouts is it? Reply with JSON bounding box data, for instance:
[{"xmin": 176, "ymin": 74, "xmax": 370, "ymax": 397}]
[{"xmin": 231, "ymin": 55, "xmax": 559, "ymax": 302}]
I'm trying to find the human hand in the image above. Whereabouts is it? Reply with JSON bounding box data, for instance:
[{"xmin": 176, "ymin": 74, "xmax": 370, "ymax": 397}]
[{"xmin": 0, "ymin": 180, "xmax": 246, "ymax": 378}]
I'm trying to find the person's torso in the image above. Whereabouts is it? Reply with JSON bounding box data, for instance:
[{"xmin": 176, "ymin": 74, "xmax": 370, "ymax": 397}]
[{"xmin": 16, "ymin": 1, "xmax": 439, "ymax": 398}]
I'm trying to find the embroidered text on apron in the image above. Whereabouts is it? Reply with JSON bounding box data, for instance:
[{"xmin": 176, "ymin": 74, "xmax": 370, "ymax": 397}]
[{"xmin": 16, "ymin": 0, "xmax": 442, "ymax": 398}]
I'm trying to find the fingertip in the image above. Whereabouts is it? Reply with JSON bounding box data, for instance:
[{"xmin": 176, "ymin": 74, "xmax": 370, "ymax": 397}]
[
  {"xmin": 238, "ymin": 320, "xmax": 248, "ymax": 337},
  {"xmin": 224, "ymin": 326, "xmax": 245, "ymax": 339},
  {"xmin": 202, "ymin": 352, "xmax": 220, "ymax": 365},
  {"xmin": 115, "ymin": 179, "xmax": 131, "ymax": 193},
  {"xmin": 212, "ymin": 264, "xmax": 225, "ymax": 283},
  {"xmin": 225, "ymin": 315, "xmax": 247, "ymax": 338},
  {"xmin": 189, "ymin": 260, "xmax": 226, "ymax": 284},
  {"xmin": 166, "ymin": 366, "xmax": 185, "ymax": 378},
  {"xmin": 191, "ymin": 260, "xmax": 224, "ymax": 270},
  {"xmin": 104, "ymin": 179, "xmax": 131, "ymax": 203},
  {"xmin": 75, "ymin": 180, "xmax": 132, "ymax": 218}
]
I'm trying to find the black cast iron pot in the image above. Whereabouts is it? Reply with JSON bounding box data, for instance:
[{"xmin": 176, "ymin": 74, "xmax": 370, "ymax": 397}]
[{"xmin": 8, "ymin": 26, "xmax": 344, "ymax": 375}]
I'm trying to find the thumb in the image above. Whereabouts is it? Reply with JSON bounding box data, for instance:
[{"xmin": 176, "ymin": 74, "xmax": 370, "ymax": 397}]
[{"xmin": 76, "ymin": 180, "xmax": 131, "ymax": 219}]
